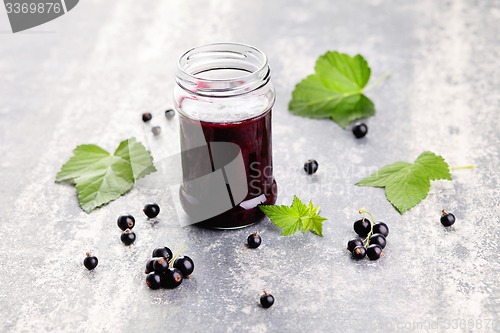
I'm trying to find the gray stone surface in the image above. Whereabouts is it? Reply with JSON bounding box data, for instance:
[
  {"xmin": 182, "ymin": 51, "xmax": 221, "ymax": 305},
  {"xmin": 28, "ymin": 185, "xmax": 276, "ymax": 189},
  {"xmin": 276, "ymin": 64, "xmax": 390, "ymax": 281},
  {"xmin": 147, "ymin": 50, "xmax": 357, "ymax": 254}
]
[{"xmin": 0, "ymin": 0, "xmax": 499, "ymax": 332}]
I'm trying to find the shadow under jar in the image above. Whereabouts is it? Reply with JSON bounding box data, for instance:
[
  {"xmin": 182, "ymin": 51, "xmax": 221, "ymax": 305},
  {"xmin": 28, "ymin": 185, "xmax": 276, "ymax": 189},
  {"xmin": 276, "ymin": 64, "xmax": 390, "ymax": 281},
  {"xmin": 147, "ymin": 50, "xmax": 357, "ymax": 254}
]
[{"xmin": 174, "ymin": 43, "xmax": 277, "ymax": 229}]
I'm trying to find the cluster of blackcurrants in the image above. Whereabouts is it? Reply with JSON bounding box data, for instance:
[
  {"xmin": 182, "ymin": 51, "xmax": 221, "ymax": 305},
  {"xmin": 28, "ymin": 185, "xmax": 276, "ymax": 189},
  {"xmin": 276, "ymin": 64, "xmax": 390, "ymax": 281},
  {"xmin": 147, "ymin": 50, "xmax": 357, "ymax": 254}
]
[
  {"xmin": 83, "ymin": 204, "xmax": 161, "ymax": 270},
  {"xmin": 142, "ymin": 109, "xmax": 175, "ymax": 136},
  {"xmin": 117, "ymin": 203, "xmax": 161, "ymax": 246},
  {"xmin": 347, "ymin": 218, "xmax": 389, "ymax": 260},
  {"xmin": 144, "ymin": 246, "xmax": 194, "ymax": 290}
]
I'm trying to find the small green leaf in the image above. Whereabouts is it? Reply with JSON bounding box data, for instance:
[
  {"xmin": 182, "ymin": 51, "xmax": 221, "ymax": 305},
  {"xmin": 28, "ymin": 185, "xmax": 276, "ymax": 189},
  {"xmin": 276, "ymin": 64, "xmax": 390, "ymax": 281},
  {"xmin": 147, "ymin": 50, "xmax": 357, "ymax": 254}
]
[
  {"xmin": 56, "ymin": 137, "xmax": 156, "ymax": 213},
  {"xmin": 260, "ymin": 195, "xmax": 328, "ymax": 236},
  {"xmin": 289, "ymin": 51, "xmax": 375, "ymax": 128},
  {"xmin": 356, "ymin": 151, "xmax": 452, "ymax": 214},
  {"xmin": 306, "ymin": 215, "xmax": 327, "ymax": 236}
]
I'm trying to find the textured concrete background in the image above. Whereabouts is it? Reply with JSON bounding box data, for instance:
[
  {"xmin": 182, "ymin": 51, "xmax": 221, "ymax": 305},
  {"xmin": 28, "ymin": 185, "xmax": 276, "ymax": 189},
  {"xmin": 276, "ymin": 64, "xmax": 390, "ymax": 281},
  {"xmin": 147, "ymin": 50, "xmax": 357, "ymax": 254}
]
[{"xmin": 0, "ymin": 1, "xmax": 499, "ymax": 332}]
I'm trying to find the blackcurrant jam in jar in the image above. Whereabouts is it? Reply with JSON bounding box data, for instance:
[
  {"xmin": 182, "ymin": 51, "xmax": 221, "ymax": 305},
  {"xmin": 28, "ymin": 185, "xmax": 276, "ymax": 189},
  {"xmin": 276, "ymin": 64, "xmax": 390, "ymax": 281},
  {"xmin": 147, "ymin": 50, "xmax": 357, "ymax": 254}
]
[{"xmin": 174, "ymin": 43, "xmax": 277, "ymax": 229}]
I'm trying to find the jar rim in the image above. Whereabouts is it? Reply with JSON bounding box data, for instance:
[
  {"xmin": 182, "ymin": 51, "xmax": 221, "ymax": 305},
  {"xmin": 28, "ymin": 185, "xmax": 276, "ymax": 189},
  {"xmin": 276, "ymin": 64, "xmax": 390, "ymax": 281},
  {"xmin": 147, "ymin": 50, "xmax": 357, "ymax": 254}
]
[{"xmin": 176, "ymin": 42, "xmax": 270, "ymax": 97}]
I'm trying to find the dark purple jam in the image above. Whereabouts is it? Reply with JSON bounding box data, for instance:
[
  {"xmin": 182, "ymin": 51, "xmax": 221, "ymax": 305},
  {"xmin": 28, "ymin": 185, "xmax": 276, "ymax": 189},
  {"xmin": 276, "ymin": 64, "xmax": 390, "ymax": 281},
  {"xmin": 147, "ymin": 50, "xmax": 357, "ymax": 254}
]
[{"xmin": 179, "ymin": 109, "xmax": 277, "ymax": 228}]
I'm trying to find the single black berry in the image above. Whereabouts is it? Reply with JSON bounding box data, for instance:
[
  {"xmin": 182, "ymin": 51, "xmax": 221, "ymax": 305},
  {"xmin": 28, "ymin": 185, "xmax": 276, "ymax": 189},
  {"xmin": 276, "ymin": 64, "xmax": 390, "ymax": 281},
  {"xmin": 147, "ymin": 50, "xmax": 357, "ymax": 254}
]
[
  {"xmin": 369, "ymin": 233, "xmax": 387, "ymax": 249},
  {"xmin": 152, "ymin": 247, "xmax": 173, "ymax": 261},
  {"xmin": 152, "ymin": 126, "xmax": 161, "ymax": 136},
  {"xmin": 162, "ymin": 268, "xmax": 183, "ymax": 289},
  {"xmin": 173, "ymin": 256, "xmax": 194, "ymax": 278},
  {"xmin": 83, "ymin": 252, "xmax": 98, "ymax": 270},
  {"xmin": 373, "ymin": 222, "xmax": 389, "ymax": 237},
  {"xmin": 352, "ymin": 246, "xmax": 366, "ymax": 260},
  {"xmin": 165, "ymin": 109, "xmax": 175, "ymax": 119},
  {"xmin": 303, "ymin": 159, "xmax": 319, "ymax": 175},
  {"xmin": 142, "ymin": 112, "xmax": 153, "ymax": 122},
  {"xmin": 352, "ymin": 123, "xmax": 368, "ymax": 138},
  {"xmin": 353, "ymin": 218, "xmax": 372, "ymax": 238},
  {"xmin": 347, "ymin": 238, "xmax": 364, "ymax": 252},
  {"xmin": 143, "ymin": 203, "xmax": 160, "ymax": 218},
  {"xmin": 441, "ymin": 209, "xmax": 456, "ymax": 227},
  {"xmin": 366, "ymin": 244, "xmax": 383, "ymax": 260},
  {"xmin": 121, "ymin": 229, "xmax": 136, "ymax": 246},
  {"xmin": 146, "ymin": 273, "xmax": 162, "ymax": 290},
  {"xmin": 153, "ymin": 257, "xmax": 169, "ymax": 274},
  {"xmin": 247, "ymin": 232, "xmax": 262, "ymax": 249},
  {"xmin": 145, "ymin": 258, "xmax": 157, "ymax": 274},
  {"xmin": 117, "ymin": 214, "xmax": 135, "ymax": 231},
  {"xmin": 260, "ymin": 291, "xmax": 275, "ymax": 308}
]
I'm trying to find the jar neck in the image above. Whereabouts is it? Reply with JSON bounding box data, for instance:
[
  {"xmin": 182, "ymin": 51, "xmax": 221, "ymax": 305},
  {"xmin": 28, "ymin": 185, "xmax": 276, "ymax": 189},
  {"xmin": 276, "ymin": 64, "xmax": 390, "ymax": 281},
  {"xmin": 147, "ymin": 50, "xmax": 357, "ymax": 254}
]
[{"xmin": 176, "ymin": 43, "xmax": 271, "ymax": 98}]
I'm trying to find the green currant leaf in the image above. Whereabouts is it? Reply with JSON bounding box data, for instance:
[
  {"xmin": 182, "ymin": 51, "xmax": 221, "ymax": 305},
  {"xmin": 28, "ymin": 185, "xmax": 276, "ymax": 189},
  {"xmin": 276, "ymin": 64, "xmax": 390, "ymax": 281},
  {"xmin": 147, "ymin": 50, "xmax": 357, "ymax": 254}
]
[
  {"xmin": 356, "ymin": 151, "xmax": 452, "ymax": 214},
  {"xmin": 56, "ymin": 137, "xmax": 156, "ymax": 213},
  {"xmin": 288, "ymin": 51, "xmax": 376, "ymax": 128},
  {"xmin": 260, "ymin": 195, "xmax": 328, "ymax": 236}
]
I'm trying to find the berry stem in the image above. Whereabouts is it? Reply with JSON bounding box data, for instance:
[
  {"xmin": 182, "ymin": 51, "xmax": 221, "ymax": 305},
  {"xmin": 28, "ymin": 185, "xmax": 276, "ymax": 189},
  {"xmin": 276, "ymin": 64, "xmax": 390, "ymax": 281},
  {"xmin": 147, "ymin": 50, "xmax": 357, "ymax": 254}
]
[
  {"xmin": 450, "ymin": 165, "xmax": 475, "ymax": 170},
  {"xmin": 358, "ymin": 208, "xmax": 375, "ymax": 247},
  {"xmin": 363, "ymin": 72, "xmax": 391, "ymax": 93},
  {"xmin": 168, "ymin": 245, "xmax": 186, "ymax": 268}
]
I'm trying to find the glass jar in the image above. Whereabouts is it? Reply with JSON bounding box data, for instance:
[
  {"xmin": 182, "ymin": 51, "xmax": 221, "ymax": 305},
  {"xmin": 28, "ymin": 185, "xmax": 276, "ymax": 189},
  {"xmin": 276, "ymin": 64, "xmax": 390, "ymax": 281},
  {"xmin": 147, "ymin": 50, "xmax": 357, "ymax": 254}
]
[{"xmin": 174, "ymin": 43, "xmax": 277, "ymax": 229}]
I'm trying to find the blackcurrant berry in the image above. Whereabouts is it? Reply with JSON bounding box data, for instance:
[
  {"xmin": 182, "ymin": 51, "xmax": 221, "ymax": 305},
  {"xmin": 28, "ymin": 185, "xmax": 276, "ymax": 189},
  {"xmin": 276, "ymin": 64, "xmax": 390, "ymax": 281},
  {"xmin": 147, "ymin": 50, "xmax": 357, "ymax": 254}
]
[
  {"xmin": 373, "ymin": 222, "xmax": 389, "ymax": 237},
  {"xmin": 351, "ymin": 246, "xmax": 366, "ymax": 260},
  {"xmin": 153, "ymin": 257, "xmax": 169, "ymax": 274},
  {"xmin": 173, "ymin": 256, "xmax": 194, "ymax": 278},
  {"xmin": 247, "ymin": 232, "xmax": 262, "ymax": 249},
  {"xmin": 142, "ymin": 112, "xmax": 153, "ymax": 122},
  {"xmin": 117, "ymin": 214, "xmax": 135, "ymax": 231},
  {"xmin": 146, "ymin": 273, "xmax": 162, "ymax": 290},
  {"xmin": 152, "ymin": 126, "xmax": 161, "ymax": 136},
  {"xmin": 352, "ymin": 123, "xmax": 368, "ymax": 138},
  {"xmin": 165, "ymin": 109, "xmax": 175, "ymax": 119},
  {"xmin": 441, "ymin": 209, "xmax": 456, "ymax": 227},
  {"xmin": 366, "ymin": 244, "xmax": 383, "ymax": 260},
  {"xmin": 145, "ymin": 258, "xmax": 157, "ymax": 274},
  {"xmin": 143, "ymin": 203, "xmax": 160, "ymax": 218},
  {"xmin": 152, "ymin": 247, "xmax": 173, "ymax": 261},
  {"xmin": 353, "ymin": 218, "xmax": 372, "ymax": 238},
  {"xmin": 162, "ymin": 268, "xmax": 183, "ymax": 289},
  {"xmin": 347, "ymin": 238, "xmax": 364, "ymax": 252},
  {"xmin": 121, "ymin": 229, "xmax": 136, "ymax": 246},
  {"xmin": 369, "ymin": 233, "xmax": 387, "ymax": 249},
  {"xmin": 83, "ymin": 252, "xmax": 98, "ymax": 270},
  {"xmin": 260, "ymin": 292, "xmax": 275, "ymax": 308},
  {"xmin": 303, "ymin": 159, "xmax": 319, "ymax": 175}
]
